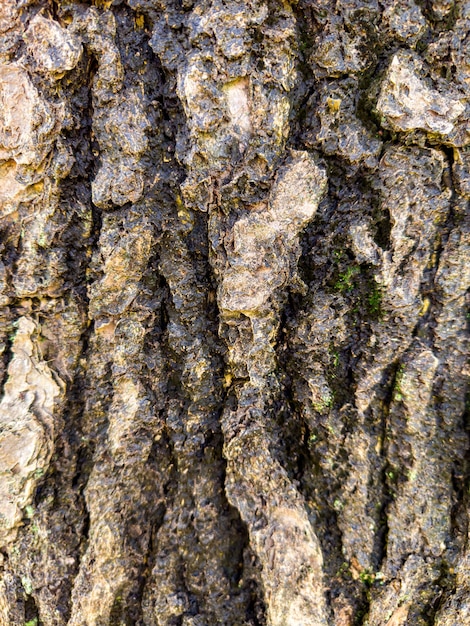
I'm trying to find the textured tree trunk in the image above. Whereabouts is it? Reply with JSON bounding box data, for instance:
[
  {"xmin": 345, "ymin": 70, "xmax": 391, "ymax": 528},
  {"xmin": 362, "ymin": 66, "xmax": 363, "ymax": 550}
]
[{"xmin": 0, "ymin": 1, "xmax": 469, "ymax": 625}]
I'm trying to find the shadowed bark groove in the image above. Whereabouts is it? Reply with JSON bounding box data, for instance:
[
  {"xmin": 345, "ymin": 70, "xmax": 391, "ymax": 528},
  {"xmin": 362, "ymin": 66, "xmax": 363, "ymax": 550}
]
[{"xmin": 0, "ymin": 1, "xmax": 469, "ymax": 625}]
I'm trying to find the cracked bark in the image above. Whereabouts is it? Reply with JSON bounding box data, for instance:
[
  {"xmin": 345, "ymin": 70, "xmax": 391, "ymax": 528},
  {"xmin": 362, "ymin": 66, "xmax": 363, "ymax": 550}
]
[{"xmin": 0, "ymin": 1, "xmax": 469, "ymax": 625}]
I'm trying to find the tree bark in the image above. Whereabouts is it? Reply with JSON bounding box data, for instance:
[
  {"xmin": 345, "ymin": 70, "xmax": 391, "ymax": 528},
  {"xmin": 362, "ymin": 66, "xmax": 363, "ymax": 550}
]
[{"xmin": 0, "ymin": 1, "xmax": 469, "ymax": 625}]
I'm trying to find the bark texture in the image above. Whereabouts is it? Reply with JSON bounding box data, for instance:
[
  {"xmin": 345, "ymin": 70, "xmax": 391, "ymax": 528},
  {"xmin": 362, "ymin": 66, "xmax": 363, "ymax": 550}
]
[{"xmin": 0, "ymin": 1, "xmax": 469, "ymax": 625}]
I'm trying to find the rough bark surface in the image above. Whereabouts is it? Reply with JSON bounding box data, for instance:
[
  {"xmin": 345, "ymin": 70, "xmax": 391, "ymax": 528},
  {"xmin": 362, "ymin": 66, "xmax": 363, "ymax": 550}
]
[{"xmin": 0, "ymin": 1, "xmax": 469, "ymax": 625}]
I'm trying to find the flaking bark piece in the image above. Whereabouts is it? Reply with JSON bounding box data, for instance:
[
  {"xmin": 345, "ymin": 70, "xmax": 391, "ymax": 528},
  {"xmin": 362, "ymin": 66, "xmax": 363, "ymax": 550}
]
[
  {"xmin": 0, "ymin": 317, "xmax": 63, "ymax": 548},
  {"xmin": 24, "ymin": 15, "xmax": 82, "ymax": 78},
  {"xmin": 377, "ymin": 51, "xmax": 466, "ymax": 143},
  {"xmin": 219, "ymin": 150, "xmax": 327, "ymax": 316}
]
